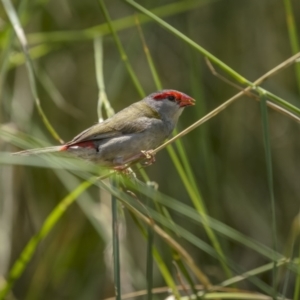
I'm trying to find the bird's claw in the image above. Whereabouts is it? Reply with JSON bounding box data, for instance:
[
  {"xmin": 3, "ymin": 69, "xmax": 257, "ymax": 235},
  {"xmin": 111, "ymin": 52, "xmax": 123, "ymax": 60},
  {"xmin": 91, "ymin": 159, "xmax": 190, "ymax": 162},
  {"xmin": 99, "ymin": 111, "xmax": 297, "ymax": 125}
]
[
  {"xmin": 140, "ymin": 150, "xmax": 156, "ymax": 166},
  {"xmin": 112, "ymin": 150, "xmax": 156, "ymax": 171},
  {"xmin": 113, "ymin": 165, "xmax": 137, "ymax": 178}
]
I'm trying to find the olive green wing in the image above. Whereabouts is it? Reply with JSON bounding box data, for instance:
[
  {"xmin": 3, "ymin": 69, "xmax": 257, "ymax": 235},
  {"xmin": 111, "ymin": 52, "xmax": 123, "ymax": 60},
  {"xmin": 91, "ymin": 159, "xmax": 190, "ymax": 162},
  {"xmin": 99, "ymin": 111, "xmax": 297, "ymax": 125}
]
[{"xmin": 67, "ymin": 101, "xmax": 160, "ymax": 145}]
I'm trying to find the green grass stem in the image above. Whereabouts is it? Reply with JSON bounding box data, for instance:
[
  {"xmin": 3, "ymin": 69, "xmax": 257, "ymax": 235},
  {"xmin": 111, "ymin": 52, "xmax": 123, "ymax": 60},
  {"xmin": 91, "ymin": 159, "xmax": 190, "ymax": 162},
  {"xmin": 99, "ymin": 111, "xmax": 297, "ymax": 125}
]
[
  {"xmin": 134, "ymin": 15, "xmax": 162, "ymax": 91},
  {"xmin": 135, "ymin": 19, "xmax": 232, "ymax": 278},
  {"xmin": 0, "ymin": 176, "xmax": 101, "ymax": 300},
  {"xmin": 8, "ymin": 44, "xmax": 59, "ymax": 70},
  {"xmin": 125, "ymin": 179, "xmax": 283, "ymax": 261},
  {"xmin": 1, "ymin": 0, "xmax": 62, "ymax": 143},
  {"xmin": 259, "ymin": 93, "xmax": 278, "ymax": 298},
  {"xmin": 128, "ymin": 209, "xmax": 181, "ymax": 299},
  {"xmin": 220, "ymin": 258, "xmax": 291, "ymax": 288},
  {"xmin": 124, "ymin": 0, "xmax": 249, "ymax": 85},
  {"xmin": 24, "ymin": 0, "xmax": 216, "ymax": 45},
  {"xmin": 100, "ymin": 178, "xmax": 282, "ymax": 296},
  {"xmin": 283, "ymin": 0, "xmax": 300, "ymax": 95},
  {"xmin": 124, "ymin": 0, "xmax": 300, "ymax": 118},
  {"xmin": 111, "ymin": 177, "xmax": 121, "ymax": 300},
  {"xmin": 37, "ymin": 66, "xmax": 83, "ymax": 119},
  {"xmin": 0, "ymin": 0, "xmax": 28, "ymax": 105},
  {"xmin": 98, "ymin": 0, "xmax": 145, "ymax": 98},
  {"xmin": 291, "ymin": 213, "xmax": 300, "ymax": 300},
  {"xmin": 94, "ymin": 36, "xmax": 115, "ymax": 121},
  {"xmin": 146, "ymin": 202, "xmax": 154, "ymax": 300}
]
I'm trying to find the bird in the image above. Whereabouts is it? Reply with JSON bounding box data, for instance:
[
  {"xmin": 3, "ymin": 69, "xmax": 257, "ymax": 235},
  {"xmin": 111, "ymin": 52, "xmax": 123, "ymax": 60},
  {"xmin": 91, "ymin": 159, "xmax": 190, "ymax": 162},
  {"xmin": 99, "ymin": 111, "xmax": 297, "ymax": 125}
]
[{"xmin": 13, "ymin": 90, "xmax": 195, "ymax": 168}]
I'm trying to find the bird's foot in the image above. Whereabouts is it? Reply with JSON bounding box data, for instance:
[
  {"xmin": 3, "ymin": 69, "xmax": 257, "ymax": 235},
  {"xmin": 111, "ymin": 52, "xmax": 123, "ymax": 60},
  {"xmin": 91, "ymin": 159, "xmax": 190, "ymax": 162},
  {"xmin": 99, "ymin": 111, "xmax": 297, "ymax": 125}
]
[
  {"xmin": 112, "ymin": 150, "xmax": 156, "ymax": 171},
  {"xmin": 113, "ymin": 165, "xmax": 137, "ymax": 178},
  {"xmin": 140, "ymin": 150, "xmax": 156, "ymax": 166},
  {"xmin": 113, "ymin": 164, "xmax": 129, "ymax": 171}
]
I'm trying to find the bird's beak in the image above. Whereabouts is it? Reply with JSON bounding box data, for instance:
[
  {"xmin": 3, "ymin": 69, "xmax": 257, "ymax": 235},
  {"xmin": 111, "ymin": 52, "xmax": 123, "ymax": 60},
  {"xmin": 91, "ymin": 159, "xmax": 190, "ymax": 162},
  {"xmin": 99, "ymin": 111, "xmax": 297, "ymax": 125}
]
[{"xmin": 179, "ymin": 94, "xmax": 196, "ymax": 107}]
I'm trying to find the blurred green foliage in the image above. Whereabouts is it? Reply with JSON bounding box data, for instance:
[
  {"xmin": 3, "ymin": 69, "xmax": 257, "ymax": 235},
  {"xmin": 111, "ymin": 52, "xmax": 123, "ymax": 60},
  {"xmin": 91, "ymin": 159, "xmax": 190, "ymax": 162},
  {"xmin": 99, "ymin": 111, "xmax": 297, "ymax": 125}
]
[{"xmin": 1, "ymin": 0, "xmax": 300, "ymax": 299}]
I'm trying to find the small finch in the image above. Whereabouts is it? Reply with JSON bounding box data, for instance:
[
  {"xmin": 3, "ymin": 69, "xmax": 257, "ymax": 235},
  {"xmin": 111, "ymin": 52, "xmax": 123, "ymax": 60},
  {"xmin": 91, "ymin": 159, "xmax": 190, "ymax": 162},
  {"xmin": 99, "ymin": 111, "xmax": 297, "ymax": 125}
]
[{"xmin": 13, "ymin": 90, "xmax": 195, "ymax": 168}]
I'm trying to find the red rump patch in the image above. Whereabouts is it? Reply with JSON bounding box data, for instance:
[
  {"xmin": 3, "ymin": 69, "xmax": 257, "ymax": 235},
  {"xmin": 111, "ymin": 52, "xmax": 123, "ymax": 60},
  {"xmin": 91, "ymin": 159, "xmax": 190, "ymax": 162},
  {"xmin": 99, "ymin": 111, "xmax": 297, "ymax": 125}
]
[
  {"xmin": 61, "ymin": 141, "xmax": 95, "ymax": 151},
  {"xmin": 74, "ymin": 141, "xmax": 95, "ymax": 148},
  {"xmin": 153, "ymin": 90, "xmax": 182, "ymax": 100},
  {"xmin": 59, "ymin": 145, "xmax": 68, "ymax": 151}
]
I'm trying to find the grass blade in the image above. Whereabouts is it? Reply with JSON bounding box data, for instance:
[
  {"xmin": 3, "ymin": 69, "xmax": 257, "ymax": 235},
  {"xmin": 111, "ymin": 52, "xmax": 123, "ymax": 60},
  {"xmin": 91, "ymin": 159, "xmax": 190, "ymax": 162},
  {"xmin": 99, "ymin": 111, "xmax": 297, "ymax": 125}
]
[
  {"xmin": 128, "ymin": 210, "xmax": 181, "ymax": 299},
  {"xmin": 111, "ymin": 177, "xmax": 121, "ymax": 300},
  {"xmin": 124, "ymin": 0, "xmax": 248, "ymax": 85},
  {"xmin": 259, "ymin": 92, "xmax": 278, "ymax": 298},
  {"xmin": 99, "ymin": 178, "xmax": 282, "ymax": 296},
  {"xmin": 134, "ymin": 16, "xmax": 231, "ymax": 278},
  {"xmin": 146, "ymin": 223, "xmax": 154, "ymax": 300},
  {"xmin": 0, "ymin": 177, "xmax": 100, "ymax": 300},
  {"xmin": 146, "ymin": 189, "xmax": 154, "ymax": 300},
  {"xmin": 25, "ymin": 0, "xmax": 217, "ymax": 45},
  {"xmin": 1, "ymin": 0, "xmax": 63, "ymax": 143},
  {"xmin": 94, "ymin": 36, "xmax": 115, "ymax": 121},
  {"xmin": 98, "ymin": 0, "xmax": 145, "ymax": 98},
  {"xmin": 283, "ymin": 0, "xmax": 300, "ymax": 95},
  {"xmin": 124, "ymin": 0, "xmax": 300, "ymax": 118},
  {"xmin": 124, "ymin": 179, "xmax": 282, "ymax": 261}
]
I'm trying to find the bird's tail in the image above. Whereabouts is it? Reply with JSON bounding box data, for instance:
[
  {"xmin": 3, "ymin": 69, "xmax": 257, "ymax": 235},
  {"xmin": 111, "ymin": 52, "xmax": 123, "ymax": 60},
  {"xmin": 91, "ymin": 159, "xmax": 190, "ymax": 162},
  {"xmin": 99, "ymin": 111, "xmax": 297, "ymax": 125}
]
[{"xmin": 12, "ymin": 146, "xmax": 64, "ymax": 156}]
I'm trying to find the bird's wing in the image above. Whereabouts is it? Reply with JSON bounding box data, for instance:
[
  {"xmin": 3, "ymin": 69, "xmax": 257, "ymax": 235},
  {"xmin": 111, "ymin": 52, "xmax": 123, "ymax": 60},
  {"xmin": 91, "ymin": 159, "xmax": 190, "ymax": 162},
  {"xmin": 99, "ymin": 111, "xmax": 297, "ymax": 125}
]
[{"xmin": 67, "ymin": 101, "xmax": 160, "ymax": 145}]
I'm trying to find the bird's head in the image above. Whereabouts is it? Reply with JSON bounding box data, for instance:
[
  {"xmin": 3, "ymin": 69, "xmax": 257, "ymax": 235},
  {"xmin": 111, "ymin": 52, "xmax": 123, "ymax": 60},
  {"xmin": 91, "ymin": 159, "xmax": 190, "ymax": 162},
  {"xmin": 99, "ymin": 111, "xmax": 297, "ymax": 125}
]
[{"xmin": 144, "ymin": 89, "xmax": 195, "ymax": 121}]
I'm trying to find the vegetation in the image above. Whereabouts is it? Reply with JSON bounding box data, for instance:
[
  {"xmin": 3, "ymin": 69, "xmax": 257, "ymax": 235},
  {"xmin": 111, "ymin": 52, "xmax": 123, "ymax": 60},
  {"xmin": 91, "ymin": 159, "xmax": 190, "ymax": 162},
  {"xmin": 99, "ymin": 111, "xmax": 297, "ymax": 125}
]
[{"xmin": 0, "ymin": 0, "xmax": 300, "ymax": 299}]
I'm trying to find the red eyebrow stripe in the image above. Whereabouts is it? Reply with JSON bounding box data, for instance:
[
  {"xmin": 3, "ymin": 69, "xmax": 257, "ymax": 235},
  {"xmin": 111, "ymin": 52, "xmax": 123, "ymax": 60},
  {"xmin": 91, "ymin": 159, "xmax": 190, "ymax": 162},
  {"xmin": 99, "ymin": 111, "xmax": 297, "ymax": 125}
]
[{"xmin": 153, "ymin": 91, "xmax": 182, "ymax": 100}]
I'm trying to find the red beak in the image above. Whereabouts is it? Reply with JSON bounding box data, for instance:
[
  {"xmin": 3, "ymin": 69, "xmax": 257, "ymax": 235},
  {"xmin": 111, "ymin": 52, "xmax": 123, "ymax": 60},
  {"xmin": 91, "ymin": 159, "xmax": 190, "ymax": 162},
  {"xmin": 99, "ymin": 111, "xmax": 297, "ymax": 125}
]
[{"xmin": 179, "ymin": 94, "xmax": 196, "ymax": 107}]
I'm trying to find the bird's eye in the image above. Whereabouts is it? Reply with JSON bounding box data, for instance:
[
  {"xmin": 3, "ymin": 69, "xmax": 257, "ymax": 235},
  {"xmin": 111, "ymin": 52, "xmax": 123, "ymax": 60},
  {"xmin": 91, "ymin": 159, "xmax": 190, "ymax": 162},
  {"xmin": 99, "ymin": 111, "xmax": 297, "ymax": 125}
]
[{"xmin": 167, "ymin": 95, "xmax": 176, "ymax": 101}]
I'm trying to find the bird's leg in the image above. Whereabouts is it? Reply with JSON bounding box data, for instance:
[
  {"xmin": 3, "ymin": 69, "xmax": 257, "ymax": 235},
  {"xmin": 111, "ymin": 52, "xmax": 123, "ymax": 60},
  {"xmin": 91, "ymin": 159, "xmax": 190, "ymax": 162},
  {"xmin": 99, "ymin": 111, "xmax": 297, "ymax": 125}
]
[
  {"xmin": 140, "ymin": 150, "xmax": 156, "ymax": 166},
  {"xmin": 113, "ymin": 164, "xmax": 130, "ymax": 171},
  {"xmin": 124, "ymin": 149, "xmax": 155, "ymax": 166},
  {"xmin": 113, "ymin": 166, "xmax": 137, "ymax": 178},
  {"xmin": 113, "ymin": 150, "xmax": 156, "ymax": 171}
]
